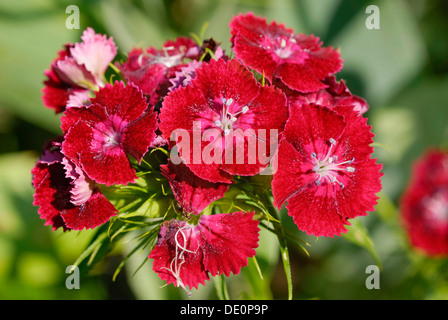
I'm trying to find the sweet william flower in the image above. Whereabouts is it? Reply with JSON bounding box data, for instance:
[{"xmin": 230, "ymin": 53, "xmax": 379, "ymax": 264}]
[
  {"xmin": 61, "ymin": 81, "xmax": 158, "ymax": 186},
  {"xmin": 400, "ymin": 150, "xmax": 448, "ymax": 256},
  {"xmin": 230, "ymin": 12, "xmax": 343, "ymax": 93},
  {"xmin": 31, "ymin": 138, "xmax": 117, "ymax": 231},
  {"xmin": 272, "ymin": 104, "xmax": 382, "ymax": 237},
  {"xmin": 42, "ymin": 28, "xmax": 117, "ymax": 113},
  {"xmin": 159, "ymin": 58, "xmax": 288, "ymax": 184},
  {"xmin": 149, "ymin": 211, "xmax": 259, "ymax": 295}
]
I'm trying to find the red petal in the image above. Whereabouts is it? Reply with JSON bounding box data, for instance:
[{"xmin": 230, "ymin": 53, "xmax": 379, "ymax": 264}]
[
  {"xmin": 32, "ymin": 161, "xmax": 72, "ymax": 231},
  {"xmin": 198, "ymin": 211, "xmax": 260, "ymax": 277},
  {"xmin": 90, "ymin": 81, "xmax": 149, "ymax": 123},
  {"xmin": 123, "ymin": 110, "xmax": 158, "ymax": 162},
  {"xmin": 61, "ymin": 189, "xmax": 117, "ymax": 230},
  {"xmin": 194, "ymin": 59, "xmax": 260, "ymax": 109},
  {"xmin": 160, "ymin": 160, "xmax": 230, "ymax": 214}
]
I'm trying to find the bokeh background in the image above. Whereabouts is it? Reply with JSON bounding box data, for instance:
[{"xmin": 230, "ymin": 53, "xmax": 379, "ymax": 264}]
[{"xmin": 1, "ymin": 0, "xmax": 447, "ymax": 300}]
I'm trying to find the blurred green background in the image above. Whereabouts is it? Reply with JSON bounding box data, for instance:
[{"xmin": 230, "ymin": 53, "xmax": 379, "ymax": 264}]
[{"xmin": 1, "ymin": 0, "xmax": 448, "ymax": 300}]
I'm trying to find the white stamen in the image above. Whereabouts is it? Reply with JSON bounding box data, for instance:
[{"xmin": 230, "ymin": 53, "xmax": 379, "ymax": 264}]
[{"xmin": 280, "ymin": 38, "xmax": 287, "ymax": 48}]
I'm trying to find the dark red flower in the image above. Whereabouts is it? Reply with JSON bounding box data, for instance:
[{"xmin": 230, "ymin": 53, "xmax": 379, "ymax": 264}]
[
  {"xmin": 119, "ymin": 37, "xmax": 200, "ymax": 106},
  {"xmin": 31, "ymin": 138, "xmax": 117, "ymax": 231},
  {"xmin": 287, "ymin": 75, "xmax": 369, "ymax": 114},
  {"xmin": 149, "ymin": 211, "xmax": 259, "ymax": 294},
  {"xmin": 159, "ymin": 58, "xmax": 288, "ymax": 184},
  {"xmin": 400, "ymin": 150, "xmax": 448, "ymax": 256},
  {"xmin": 160, "ymin": 160, "xmax": 230, "ymax": 215},
  {"xmin": 230, "ymin": 12, "xmax": 343, "ymax": 93},
  {"xmin": 272, "ymin": 104, "xmax": 382, "ymax": 237},
  {"xmin": 42, "ymin": 28, "xmax": 117, "ymax": 113},
  {"xmin": 61, "ymin": 81, "xmax": 158, "ymax": 186}
]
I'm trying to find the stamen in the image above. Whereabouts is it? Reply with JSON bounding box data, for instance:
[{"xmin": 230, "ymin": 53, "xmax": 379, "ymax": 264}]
[
  {"xmin": 160, "ymin": 226, "xmax": 198, "ymax": 298},
  {"xmin": 280, "ymin": 38, "xmax": 287, "ymax": 48},
  {"xmin": 346, "ymin": 167, "xmax": 355, "ymax": 173}
]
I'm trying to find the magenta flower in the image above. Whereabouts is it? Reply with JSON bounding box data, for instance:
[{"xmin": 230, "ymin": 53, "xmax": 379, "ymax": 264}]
[
  {"xmin": 119, "ymin": 37, "xmax": 200, "ymax": 106},
  {"xmin": 272, "ymin": 104, "xmax": 382, "ymax": 237},
  {"xmin": 161, "ymin": 160, "xmax": 230, "ymax": 215},
  {"xmin": 287, "ymin": 75, "xmax": 369, "ymax": 114},
  {"xmin": 61, "ymin": 81, "xmax": 158, "ymax": 186},
  {"xmin": 230, "ymin": 12, "xmax": 343, "ymax": 93},
  {"xmin": 31, "ymin": 138, "xmax": 117, "ymax": 231},
  {"xmin": 42, "ymin": 28, "xmax": 117, "ymax": 113},
  {"xmin": 149, "ymin": 211, "xmax": 259, "ymax": 294},
  {"xmin": 159, "ymin": 58, "xmax": 288, "ymax": 184},
  {"xmin": 400, "ymin": 150, "xmax": 448, "ymax": 256}
]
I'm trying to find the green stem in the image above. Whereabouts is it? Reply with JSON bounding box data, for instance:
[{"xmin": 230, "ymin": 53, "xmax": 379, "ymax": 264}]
[{"xmin": 263, "ymin": 193, "xmax": 293, "ymax": 300}]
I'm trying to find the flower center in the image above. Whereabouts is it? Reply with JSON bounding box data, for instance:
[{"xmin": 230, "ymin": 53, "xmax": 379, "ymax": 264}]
[
  {"xmin": 105, "ymin": 129, "xmax": 121, "ymax": 147},
  {"xmin": 311, "ymin": 138, "xmax": 355, "ymax": 189},
  {"xmin": 274, "ymin": 37, "xmax": 297, "ymax": 59},
  {"xmin": 423, "ymin": 190, "xmax": 448, "ymax": 224},
  {"xmin": 214, "ymin": 97, "xmax": 248, "ymax": 135}
]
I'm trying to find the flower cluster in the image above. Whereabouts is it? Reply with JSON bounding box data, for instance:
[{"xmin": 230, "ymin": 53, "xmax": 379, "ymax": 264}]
[
  {"xmin": 32, "ymin": 13, "xmax": 382, "ymax": 295},
  {"xmin": 400, "ymin": 150, "xmax": 448, "ymax": 257}
]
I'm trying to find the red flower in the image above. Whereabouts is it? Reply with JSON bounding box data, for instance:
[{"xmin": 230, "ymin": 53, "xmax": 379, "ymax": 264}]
[
  {"xmin": 149, "ymin": 211, "xmax": 259, "ymax": 294},
  {"xmin": 287, "ymin": 75, "xmax": 369, "ymax": 114},
  {"xmin": 400, "ymin": 150, "xmax": 448, "ymax": 256},
  {"xmin": 42, "ymin": 28, "xmax": 117, "ymax": 113},
  {"xmin": 31, "ymin": 138, "xmax": 117, "ymax": 231},
  {"xmin": 230, "ymin": 12, "xmax": 343, "ymax": 93},
  {"xmin": 272, "ymin": 104, "xmax": 382, "ymax": 237},
  {"xmin": 119, "ymin": 37, "xmax": 200, "ymax": 106},
  {"xmin": 160, "ymin": 160, "xmax": 230, "ymax": 215},
  {"xmin": 61, "ymin": 81, "xmax": 158, "ymax": 186},
  {"xmin": 159, "ymin": 58, "xmax": 288, "ymax": 184}
]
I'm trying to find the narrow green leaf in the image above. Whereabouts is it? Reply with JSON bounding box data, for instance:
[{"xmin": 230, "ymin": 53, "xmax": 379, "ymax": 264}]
[
  {"xmin": 213, "ymin": 275, "xmax": 230, "ymax": 300},
  {"xmin": 342, "ymin": 219, "xmax": 382, "ymax": 270},
  {"xmin": 71, "ymin": 232, "xmax": 108, "ymax": 270},
  {"xmin": 278, "ymin": 236, "xmax": 293, "ymax": 300}
]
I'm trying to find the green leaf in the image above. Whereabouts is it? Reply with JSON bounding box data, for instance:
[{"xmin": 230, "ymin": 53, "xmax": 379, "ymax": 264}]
[
  {"xmin": 212, "ymin": 275, "xmax": 230, "ymax": 300},
  {"xmin": 342, "ymin": 219, "xmax": 382, "ymax": 269}
]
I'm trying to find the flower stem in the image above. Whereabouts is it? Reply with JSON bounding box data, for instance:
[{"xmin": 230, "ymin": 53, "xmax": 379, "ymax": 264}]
[{"xmin": 263, "ymin": 193, "xmax": 293, "ymax": 300}]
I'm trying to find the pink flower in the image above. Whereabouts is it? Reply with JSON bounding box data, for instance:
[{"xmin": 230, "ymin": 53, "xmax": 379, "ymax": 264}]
[
  {"xmin": 271, "ymin": 104, "xmax": 382, "ymax": 237},
  {"xmin": 400, "ymin": 150, "xmax": 448, "ymax": 256},
  {"xmin": 159, "ymin": 58, "xmax": 288, "ymax": 184},
  {"xmin": 149, "ymin": 211, "xmax": 259, "ymax": 294},
  {"xmin": 286, "ymin": 75, "xmax": 369, "ymax": 114},
  {"xmin": 42, "ymin": 28, "xmax": 117, "ymax": 113},
  {"xmin": 160, "ymin": 160, "xmax": 230, "ymax": 215},
  {"xmin": 31, "ymin": 138, "xmax": 117, "ymax": 231},
  {"xmin": 61, "ymin": 81, "xmax": 158, "ymax": 186},
  {"xmin": 119, "ymin": 37, "xmax": 200, "ymax": 106},
  {"xmin": 230, "ymin": 12, "xmax": 343, "ymax": 93}
]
